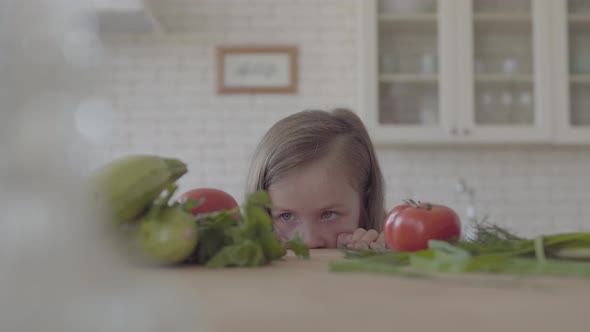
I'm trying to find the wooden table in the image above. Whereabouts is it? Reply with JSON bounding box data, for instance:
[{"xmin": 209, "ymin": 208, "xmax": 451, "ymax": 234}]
[{"xmin": 153, "ymin": 249, "xmax": 590, "ymax": 332}]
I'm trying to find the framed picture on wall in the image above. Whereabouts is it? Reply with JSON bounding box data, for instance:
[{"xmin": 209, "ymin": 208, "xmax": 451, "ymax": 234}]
[{"xmin": 216, "ymin": 46, "xmax": 298, "ymax": 94}]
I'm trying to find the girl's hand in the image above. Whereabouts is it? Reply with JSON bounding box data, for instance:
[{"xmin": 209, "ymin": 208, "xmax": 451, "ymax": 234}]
[{"xmin": 337, "ymin": 228, "xmax": 386, "ymax": 250}]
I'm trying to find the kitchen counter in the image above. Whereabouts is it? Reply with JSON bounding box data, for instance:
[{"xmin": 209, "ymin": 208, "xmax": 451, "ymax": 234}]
[{"xmin": 152, "ymin": 249, "xmax": 589, "ymax": 332}]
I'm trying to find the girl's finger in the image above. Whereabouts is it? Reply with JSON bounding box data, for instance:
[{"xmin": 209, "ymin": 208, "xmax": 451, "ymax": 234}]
[
  {"xmin": 336, "ymin": 233, "xmax": 353, "ymax": 248},
  {"xmin": 355, "ymin": 242, "xmax": 369, "ymax": 250},
  {"xmin": 375, "ymin": 231, "xmax": 386, "ymax": 245},
  {"xmin": 350, "ymin": 228, "xmax": 367, "ymax": 242},
  {"xmin": 369, "ymin": 232, "xmax": 388, "ymax": 249},
  {"xmin": 347, "ymin": 228, "xmax": 368, "ymax": 249},
  {"xmin": 369, "ymin": 241, "xmax": 384, "ymax": 249},
  {"xmin": 360, "ymin": 229, "xmax": 379, "ymax": 244}
]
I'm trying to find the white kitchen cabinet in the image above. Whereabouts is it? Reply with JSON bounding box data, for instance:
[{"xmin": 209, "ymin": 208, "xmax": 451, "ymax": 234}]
[
  {"xmin": 552, "ymin": 0, "xmax": 590, "ymax": 143},
  {"xmin": 358, "ymin": 0, "xmax": 556, "ymax": 144}
]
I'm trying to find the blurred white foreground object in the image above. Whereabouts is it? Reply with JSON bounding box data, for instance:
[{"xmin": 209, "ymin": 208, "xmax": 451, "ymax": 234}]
[
  {"xmin": 75, "ymin": 97, "xmax": 115, "ymax": 144},
  {"xmin": 0, "ymin": 1, "xmax": 205, "ymax": 331},
  {"xmin": 94, "ymin": 0, "xmax": 164, "ymax": 34}
]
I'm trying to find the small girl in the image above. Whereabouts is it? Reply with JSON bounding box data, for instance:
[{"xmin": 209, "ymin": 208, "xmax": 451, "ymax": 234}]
[{"xmin": 246, "ymin": 108, "xmax": 387, "ymax": 249}]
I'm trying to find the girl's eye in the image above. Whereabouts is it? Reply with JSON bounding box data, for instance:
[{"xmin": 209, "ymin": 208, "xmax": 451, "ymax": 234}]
[
  {"xmin": 279, "ymin": 213, "xmax": 294, "ymax": 222},
  {"xmin": 321, "ymin": 211, "xmax": 337, "ymax": 220}
]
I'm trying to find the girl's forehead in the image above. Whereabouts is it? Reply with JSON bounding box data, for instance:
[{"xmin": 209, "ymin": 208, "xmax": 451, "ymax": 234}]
[
  {"xmin": 276, "ymin": 155, "xmax": 348, "ymax": 186},
  {"xmin": 268, "ymin": 157, "xmax": 359, "ymax": 210}
]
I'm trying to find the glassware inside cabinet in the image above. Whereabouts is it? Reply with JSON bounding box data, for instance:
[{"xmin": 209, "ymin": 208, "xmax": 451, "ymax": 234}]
[
  {"xmin": 475, "ymin": 82, "xmax": 534, "ymax": 125},
  {"xmin": 379, "ymin": 82, "xmax": 439, "ymax": 125},
  {"xmin": 569, "ymin": 0, "xmax": 590, "ymax": 13},
  {"xmin": 473, "ymin": 0, "xmax": 530, "ymax": 14},
  {"xmin": 570, "ymin": 85, "xmax": 590, "ymax": 125},
  {"xmin": 377, "ymin": 0, "xmax": 439, "ymax": 125},
  {"xmin": 472, "ymin": 0, "xmax": 534, "ymax": 126},
  {"xmin": 568, "ymin": 0, "xmax": 590, "ymax": 126},
  {"xmin": 379, "ymin": 20, "xmax": 438, "ymax": 74},
  {"xmin": 378, "ymin": 0, "xmax": 436, "ymax": 14}
]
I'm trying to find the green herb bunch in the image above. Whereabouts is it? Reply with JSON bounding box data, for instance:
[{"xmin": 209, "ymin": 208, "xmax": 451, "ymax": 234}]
[
  {"xmin": 330, "ymin": 218, "xmax": 590, "ymax": 280},
  {"xmin": 187, "ymin": 190, "xmax": 309, "ymax": 268}
]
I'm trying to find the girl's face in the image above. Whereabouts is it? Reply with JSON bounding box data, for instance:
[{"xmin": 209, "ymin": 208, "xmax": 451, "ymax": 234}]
[{"xmin": 268, "ymin": 155, "xmax": 361, "ymax": 249}]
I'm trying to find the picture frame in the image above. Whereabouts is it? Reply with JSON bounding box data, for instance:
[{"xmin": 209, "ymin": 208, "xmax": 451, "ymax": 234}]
[{"xmin": 216, "ymin": 46, "xmax": 298, "ymax": 94}]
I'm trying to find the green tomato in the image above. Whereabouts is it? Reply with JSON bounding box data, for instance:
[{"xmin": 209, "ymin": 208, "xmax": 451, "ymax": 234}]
[{"xmin": 135, "ymin": 207, "xmax": 198, "ymax": 265}]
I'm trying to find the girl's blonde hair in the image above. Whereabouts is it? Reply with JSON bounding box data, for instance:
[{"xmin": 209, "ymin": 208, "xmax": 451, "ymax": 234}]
[{"xmin": 246, "ymin": 108, "xmax": 386, "ymax": 231}]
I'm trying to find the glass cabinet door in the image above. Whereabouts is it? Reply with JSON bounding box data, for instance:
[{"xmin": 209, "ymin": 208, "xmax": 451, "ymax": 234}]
[
  {"xmin": 471, "ymin": 0, "xmax": 534, "ymax": 126},
  {"xmin": 553, "ymin": 0, "xmax": 590, "ymax": 143},
  {"xmin": 567, "ymin": 0, "xmax": 590, "ymax": 127},
  {"xmin": 377, "ymin": 0, "xmax": 440, "ymax": 126},
  {"xmin": 361, "ymin": 0, "xmax": 553, "ymax": 144},
  {"xmin": 458, "ymin": 0, "xmax": 552, "ymax": 142}
]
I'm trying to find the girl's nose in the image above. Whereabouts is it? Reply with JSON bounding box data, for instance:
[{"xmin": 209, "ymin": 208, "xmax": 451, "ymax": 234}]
[{"xmin": 301, "ymin": 221, "xmax": 325, "ymax": 249}]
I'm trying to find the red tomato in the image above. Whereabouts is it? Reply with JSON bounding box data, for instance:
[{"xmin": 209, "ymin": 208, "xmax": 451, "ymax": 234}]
[
  {"xmin": 177, "ymin": 188, "xmax": 239, "ymax": 216},
  {"xmin": 383, "ymin": 200, "xmax": 461, "ymax": 252}
]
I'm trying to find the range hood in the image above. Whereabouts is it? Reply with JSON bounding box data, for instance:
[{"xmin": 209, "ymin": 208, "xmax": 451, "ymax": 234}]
[{"xmin": 94, "ymin": 0, "xmax": 164, "ymax": 34}]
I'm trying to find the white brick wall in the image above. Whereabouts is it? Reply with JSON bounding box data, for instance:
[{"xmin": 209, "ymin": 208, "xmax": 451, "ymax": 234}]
[{"xmin": 93, "ymin": 0, "xmax": 590, "ymax": 237}]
